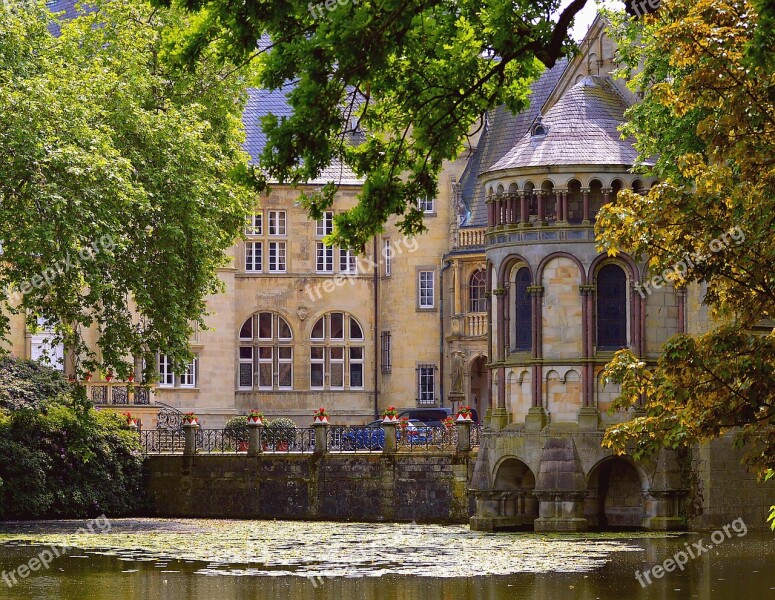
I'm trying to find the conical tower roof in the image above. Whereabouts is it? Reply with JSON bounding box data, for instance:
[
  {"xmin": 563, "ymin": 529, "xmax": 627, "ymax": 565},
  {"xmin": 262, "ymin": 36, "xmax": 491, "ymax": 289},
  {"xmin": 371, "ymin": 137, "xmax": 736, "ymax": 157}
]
[{"xmin": 487, "ymin": 76, "xmax": 641, "ymax": 172}]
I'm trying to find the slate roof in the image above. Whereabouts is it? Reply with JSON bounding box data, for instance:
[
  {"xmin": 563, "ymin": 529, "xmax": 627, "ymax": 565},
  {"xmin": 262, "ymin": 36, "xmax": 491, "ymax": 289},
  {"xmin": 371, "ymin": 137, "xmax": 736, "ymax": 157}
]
[
  {"xmin": 488, "ymin": 75, "xmax": 638, "ymax": 172},
  {"xmin": 458, "ymin": 60, "xmax": 567, "ymax": 228}
]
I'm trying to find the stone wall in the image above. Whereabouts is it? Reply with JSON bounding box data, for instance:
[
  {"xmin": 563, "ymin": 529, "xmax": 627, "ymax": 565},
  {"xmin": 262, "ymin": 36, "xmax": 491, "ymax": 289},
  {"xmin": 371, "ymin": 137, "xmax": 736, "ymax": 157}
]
[
  {"xmin": 690, "ymin": 434, "xmax": 775, "ymax": 531},
  {"xmin": 143, "ymin": 451, "xmax": 476, "ymax": 523}
]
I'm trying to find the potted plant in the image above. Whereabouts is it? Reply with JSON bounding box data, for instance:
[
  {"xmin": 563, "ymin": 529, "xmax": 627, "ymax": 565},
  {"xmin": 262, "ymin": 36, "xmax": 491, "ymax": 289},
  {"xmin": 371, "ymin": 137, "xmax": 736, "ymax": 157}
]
[
  {"xmin": 382, "ymin": 406, "xmax": 399, "ymax": 423},
  {"xmin": 456, "ymin": 405, "xmax": 473, "ymax": 422},
  {"xmin": 84, "ymin": 372, "xmax": 92, "ymax": 382},
  {"xmin": 266, "ymin": 418, "xmax": 297, "ymax": 451},
  {"xmin": 225, "ymin": 416, "xmax": 249, "ymax": 451},
  {"xmin": 313, "ymin": 407, "xmax": 329, "ymax": 424},
  {"xmin": 104, "ymin": 370, "xmax": 114, "ymax": 382},
  {"xmin": 443, "ymin": 416, "xmax": 455, "ymax": 429},
  {"xmin": 127, "ymin": 372, "xmax": 135, "ymax": 383},
  {"xmin": 123, "ymin": 412, "xmax": 138, "ymax": 427},
  {"xmin": 247, "ymin": 409, "xmax": 264, "ymax": 425},
  {"xmin": 182, "ymin": 412, "xmax": 199, "ymax": 426}
]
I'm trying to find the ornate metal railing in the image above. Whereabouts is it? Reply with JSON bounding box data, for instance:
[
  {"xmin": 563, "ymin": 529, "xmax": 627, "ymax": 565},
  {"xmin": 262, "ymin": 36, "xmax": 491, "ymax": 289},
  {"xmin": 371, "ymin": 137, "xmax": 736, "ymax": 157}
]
[
  {"xmin": 328, "ymin": 426, "xmax": 385, "ymax": 452},
  {"xmin": 262, "ymin": 428, "xmax": 316, "ymax": 453},
  {"xmin": 397, "ymin": 425, "xmax": 457, "ymax": 451},
  {"xmin": 470, "ymin": 424, "xmax": 482, "ymax": 448},
  {"xmin": 196, "ymin": 429, "xmax": 249, "ymax": 453},
  {"xmin": 140, "ymin": 429, "xmax": 185, "ymax": 454},
  {"xmin": 90, "ymin": 384, "xmax": 151, "ymax": 405},
  {"xmin": 156, "ymin": 402, "xmax": 184, "ymax": 431}
]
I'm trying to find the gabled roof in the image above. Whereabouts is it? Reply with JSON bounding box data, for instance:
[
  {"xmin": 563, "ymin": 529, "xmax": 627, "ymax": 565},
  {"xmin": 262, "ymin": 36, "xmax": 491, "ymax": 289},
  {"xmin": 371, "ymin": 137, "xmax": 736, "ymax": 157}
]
[
  {"xmin": 487, "ymin": 75, "xmax": 638, "ymax": 172},
  {"xmin": 459, "ymin": 60, "xmax": 567, "ymax": 228}
]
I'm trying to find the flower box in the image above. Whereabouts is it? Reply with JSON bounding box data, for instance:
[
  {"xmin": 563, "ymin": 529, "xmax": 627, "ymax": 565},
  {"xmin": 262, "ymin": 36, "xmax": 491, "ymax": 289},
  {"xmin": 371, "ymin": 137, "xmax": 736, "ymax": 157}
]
[
  {"xmin": 247, "ymin": 416, "xmax": 264, "ymax": 426},
  {"xmin": 382, "ymin": 415, "xmax": 399, "ymax": 424},
  {"xmin": 182, "ymin": 412, "xmax": 199, "ymax": 426},
  {"xmin": 313, "ymin": 415, "xmax": 329, "ymax": 424}
]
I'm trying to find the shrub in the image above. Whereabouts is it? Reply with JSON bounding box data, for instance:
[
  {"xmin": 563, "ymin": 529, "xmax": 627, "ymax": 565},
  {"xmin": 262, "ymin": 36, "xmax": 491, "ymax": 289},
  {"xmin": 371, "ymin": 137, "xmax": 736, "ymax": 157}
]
[
  {"xmin": 224, "ymin": 415, "xmax": 248, "ymax": 433},
  {"xmin": 266, "ymin": 417, "xmax": 297, "ymax": 445}
]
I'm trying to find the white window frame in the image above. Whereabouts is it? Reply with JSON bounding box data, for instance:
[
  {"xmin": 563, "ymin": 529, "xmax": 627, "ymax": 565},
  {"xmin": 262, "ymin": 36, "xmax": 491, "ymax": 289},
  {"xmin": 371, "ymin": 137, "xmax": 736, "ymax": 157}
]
[
  {"xmin": 349, "ymin": 346, "xmax": 364, "ymax": 389},
  {"xmin": 418, "ymin": 270, "xmax": 435, "ymax": 308},
  {"xmin": 339, "ymin": 248, "xmax": 357, "ymax": 273},
  {"xmin": 268, "ymin": 210, "xmax": 286, "ymax": 236},
  {"xmin": 277, "ymin": 346, "xmax": 293, "ymax": 389},
  {"xmin": 179, "ymin": 357, "xmax": 197, "ymax": 388},
  {"xmin": 245, "ymin": 212, "xmax": 263, "ymax": 236},
  {"xmin": 257, "ymin": 346, "xmax": 274, "ymax": 390},
  {"xmin": 310, "ymin": 346, "xmax": 325, "ymax": 389},
  {"xmin": 268, "ymin": 241, "xmax": 286, "ymax": 273},
  {"xmin": 238, "ymin": 346, "xmax": 254, "ymax": 390},
  {"xmin": 329, "ymin": 346, "xmax": 345, "ymax": 390},
  {"xmin": 316, "ymin": 211, "xmax": 334, "ymax": 237},
  {"xmin": 419, "ymin": 197, "xmax": 435, "ymax": 213},
  {"xmin": 418, "ymin": 364, "xmax": 436, "ymax": 405},
  {"xmin": 158, "ymin": 354, "xmax": 174, "ymax": 387},
  {"xmin": 245, "ymin": 241, "xmax": 262, "ymax": 272},
  {"xmin": 383, "ymin": 239, "xmax": 392, "ymax": 276},
  {"xmin": 316, "ymin": 242, "xmax": 334, "ymax": 273}
]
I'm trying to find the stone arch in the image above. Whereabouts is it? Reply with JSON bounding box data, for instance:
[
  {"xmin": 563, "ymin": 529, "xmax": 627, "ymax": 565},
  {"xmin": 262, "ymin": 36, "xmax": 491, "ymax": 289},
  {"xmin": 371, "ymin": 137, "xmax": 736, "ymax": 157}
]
[
  {"xmin": 566, "ymin": 178, "xmax": 583, "ymax": 223},
  {"xmin": 497, "ymin": 254, "xmax": 532, "ymax": 288},
  {"xmin": 469, "ymin": 354, "xmax": 489, "ymax": 419},
  {"xmin": 508, "ymin": 182, "xmax": 519, "ymax": 193},
  {"xmin": 496, "ymin": 183, "xmax": 504, "ymax": 195},
  {"xmin": 585, "ymin": 456, "xmax": 649, "ymax": 529},
  {"xmin": 536, "ymin": 252, "xmax": 587, "ymax": 285},
  {"xmin": 491, "ymin": 457, "xmax": 539, "ymax": 528},
  {"xmin": 588, "ymin": 252, "xmax": 638, "ymax": 282}
]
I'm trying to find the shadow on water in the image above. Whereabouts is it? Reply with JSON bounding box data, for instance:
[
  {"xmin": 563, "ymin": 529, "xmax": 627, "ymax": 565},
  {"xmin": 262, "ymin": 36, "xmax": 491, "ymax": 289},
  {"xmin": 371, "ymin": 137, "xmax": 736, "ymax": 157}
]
[{"xmin": 0, "ymin": 519, "xmax": 772, "ymax": 599}]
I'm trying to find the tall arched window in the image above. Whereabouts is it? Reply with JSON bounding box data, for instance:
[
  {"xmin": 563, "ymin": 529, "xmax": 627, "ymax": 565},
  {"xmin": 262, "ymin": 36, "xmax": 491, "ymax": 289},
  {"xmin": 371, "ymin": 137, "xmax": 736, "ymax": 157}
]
[
  {"xmin": 468, "ymin": 270, "xmax": 486, "ymax": 312},
  {"xmin": 596, "ymin": 264, "xmax": 628, "ymax": 350},
  {"xmin": 239, "ymin": 312, "xmax": 293, "ymax": 390},
  {"xmin": 310, "ymin": 312, "xmax": 365, "ymax": 390},
  {"xmin": 514, "ymin": 267, "xmax": 532, "ymax": 350}
]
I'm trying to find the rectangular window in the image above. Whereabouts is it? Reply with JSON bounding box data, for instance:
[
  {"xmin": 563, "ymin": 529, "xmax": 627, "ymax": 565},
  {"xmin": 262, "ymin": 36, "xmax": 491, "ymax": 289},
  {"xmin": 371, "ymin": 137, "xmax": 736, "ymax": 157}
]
[
  {"xmin": 310, "ymin": 347, "xmax": 325, "ymax": 389},
  {"xmin": 316, "ymin": 242, "xmax": 334, "ymax": 273},
  {"xmin": 268, "ymin": 210, "xmax": 286, "ymax": 236},
  {"xmin": 418, "ymin": 270, "xmax": 435, "ymax": 308},
  {"xmin": 258, "ymin": 346, "xmax": 273, "ymax": 389},
  {"xmin": 330, "ymin": 346, "xmax": 344, "ymax": 389},
  {"xmin": 419, "ymin": 197, "xmax": 435, "ymax": 213},
  {"xmin": 179, "ymin": 357, "xmax": 197, "ymax": 387},
  {"xmin": 245, "ymin": 212, "xmax": 262, "ymax": 235},
  {"xmin": 258, "ymin": 312, "xmax": 273, "ymax": 339},
  {"xmin": 330, "ymin": 312, "xmax": 344, "ymax": 340},
  {"xmin": 269, "ymin": 241, "xmax": 286, "ymax": 272},
  {"xmin": 349, "ymin": 346, "xmax": 364, "ymax": 388},
  {"xmin": 245, "ymin": 241, "xmax": 262, "ymax": 272},
  {"xmin": 239, "ymin": 347, "xmax": 253, "ymax": 389},
  {"xmin": 383, "ymin": 239, "xmax": 392, "ymax": 276},
  {"xmin": 417, "ymin": 364, "xmax": 436, "ymax": 405},
  {"xmin": 158, "ymin": 354, "xmax": 174, "ymax": 387},
  {"xmin": 278, "ymin": 346, "xmax": 293, "ymax": 389},
  {"xmin": 316, "ymin": 211, "xmax": 334, "ymax": 237},
  {"xmin": 339, "ymin": 248, "xmax": 357, "ymax": 273},
  {"xmin": 380, "ymin": 331, "xmax": 391, "ymax": 373}
]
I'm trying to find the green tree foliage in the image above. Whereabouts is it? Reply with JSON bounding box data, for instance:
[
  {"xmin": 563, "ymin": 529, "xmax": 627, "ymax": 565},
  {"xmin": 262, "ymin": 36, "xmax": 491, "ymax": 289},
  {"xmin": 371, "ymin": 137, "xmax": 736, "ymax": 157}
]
[
  {"xmin": 0, "ymin": 357, "xmax": 144, "ymax": 518},
  {"xmin": 157, "ymin": 0, "xmax": 592, "ymax": 249},
  {"xmin": 0, "ymin": 355, "xmax": 71, "ymax": 411},
  {"xmin": 595, "ymin": 0, "xmax": 774, "ymax": 475},
  {"xmin": 0, "ymin": 0, "xmax": 258, "ymax": 379}
]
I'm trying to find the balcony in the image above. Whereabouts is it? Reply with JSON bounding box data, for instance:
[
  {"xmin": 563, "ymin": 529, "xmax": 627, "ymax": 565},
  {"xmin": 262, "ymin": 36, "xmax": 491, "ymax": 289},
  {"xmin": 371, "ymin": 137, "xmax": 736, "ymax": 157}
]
[
  {"xmin": 456, "ymin": 228, "xmax": 486, "ymax": 249},
  {"xmin": 87, "ymin": 382, "xmax": 154, "ymax": 405},
  {"xmin": 467, "ymin": 313, "xmax": 487, "ymax": 337}
]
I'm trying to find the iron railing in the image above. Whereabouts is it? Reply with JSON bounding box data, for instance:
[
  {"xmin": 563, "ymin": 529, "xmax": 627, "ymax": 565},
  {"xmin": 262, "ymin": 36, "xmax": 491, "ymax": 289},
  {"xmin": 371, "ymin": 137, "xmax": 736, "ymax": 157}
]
[
  {"xmin": 196, "ymin": 428, "xmax": 250, "ymax": 453},
  {"xmin": 90, "ymin": 384, "xmax": 151, "ymax": 405},
  {"xmin": 397, "ymin": 425, "xmax": 457, "ymax": 451},
  {"xmin": 328, "ymin": 426, "xmax": 385, "ymax": 452},
  {"xmin": 140, "ymin": 429, "xmax": 185, "ymax": 454},
  {"xmin": 262, "ymin": 427, "xmax": 315, "ymax": 453},
  {"xmin": 156, "ymin": 402, "xmax": 184, "ymax": 431}
]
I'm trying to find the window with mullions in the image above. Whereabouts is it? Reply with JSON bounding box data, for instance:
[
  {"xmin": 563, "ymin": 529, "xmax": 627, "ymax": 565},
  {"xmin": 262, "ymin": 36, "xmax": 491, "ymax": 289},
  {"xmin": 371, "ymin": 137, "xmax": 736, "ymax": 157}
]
[
  {"xmin": 596, "ymin": 264, "xmax": 628, "ymax": 350},
  {"xmin": 158, "ymin": 354, "xmax": 198, "ymax": 388},
  {"xmin": 417, "ymin": 363, "xmax": 436, "ymax": 405},
  {"xmin": 238, "ymin": 312, "xmax": 293, "ymax": 390},
  {"xmin": 380, "ymin": 331, "xmax": 392, "ymax": 373},
  {"xmin": 468, "ymin": 269, "xmax": 486, "ymax": 312},
  {"xmin": 309, "ymin": 312, "xmax": 365, "ymax": 390}
]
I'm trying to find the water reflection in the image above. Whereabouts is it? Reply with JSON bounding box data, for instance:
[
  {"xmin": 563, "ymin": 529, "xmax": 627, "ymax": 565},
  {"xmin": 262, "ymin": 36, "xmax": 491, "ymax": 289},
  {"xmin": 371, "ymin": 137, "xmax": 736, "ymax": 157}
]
[{"xmin": 0, "ymin": 520, "xmax": 771, "ymax": 599}]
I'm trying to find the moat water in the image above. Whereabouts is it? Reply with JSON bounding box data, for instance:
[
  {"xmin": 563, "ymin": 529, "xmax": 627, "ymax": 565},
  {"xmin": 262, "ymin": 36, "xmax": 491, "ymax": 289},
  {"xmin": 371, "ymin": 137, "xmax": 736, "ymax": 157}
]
[{"xmin": 0, "ymin": 519, "xmax": 772, "ymax": 599}]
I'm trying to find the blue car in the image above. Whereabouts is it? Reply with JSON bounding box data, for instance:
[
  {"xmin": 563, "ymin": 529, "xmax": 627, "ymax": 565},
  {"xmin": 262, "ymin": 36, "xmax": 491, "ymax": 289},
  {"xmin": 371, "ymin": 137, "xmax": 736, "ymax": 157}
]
[{"xmin": 339, "ymin": 419, "xmax": 427, "ymax": 450}]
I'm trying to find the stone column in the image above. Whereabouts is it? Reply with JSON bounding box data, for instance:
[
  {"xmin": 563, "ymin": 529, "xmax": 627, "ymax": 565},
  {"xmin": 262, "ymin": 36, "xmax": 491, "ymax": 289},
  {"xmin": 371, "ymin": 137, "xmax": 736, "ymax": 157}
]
[
  {"xmin": 581, "ymin": 188, "xmax": 590, "ymax": 224},
  {"xmin": 453, "ymin": 259, "xmax": 461, "ymax": 315},
  {"xmin": 383, "ymin": 421, "xmax": 398, "ymax": 454},
  {"xmin": 247, "ymin": 421, "xmax": 264, "ymax": 456},
  {"xmin": 456, "ymin": 420, "xmax": 472, "ymax": 453},
  {"xmin": 520, "ymin": 192, "xmax": 528, "ymax": 225},
  {"xmin": 495, "ymin": 196, "xmax": 504, "ymax": 225},
  {"xmin": 537, "ymin": 191, "xmax": 545, "ymax": 224},
  {"xmin": 560, "ymin": 190, "xmax": 569, "ymax": 223},
  {"xmin": 183, "ymin": 422, "xmax": 199, "ymax": 456},
  {"xmin": 313, "ymin": 421, "xmax": 329, "ymax": 455},
  {"xmin": 526, "ymin": 285, "xmax": 547, "ymax": 430},
  {"xmin": 486, "ymin": 196, "xmax": 494, "ymax": 227},
  {"xmin": 555, "ymin": 190, "xmax": 563, "ymax": 222},
  {"xmin": 492, "ymin": 288, "xmax": 509, "ymax": 429},
  {"xmin": 578, "ymin": 284, "xmax": 598, "ymax": 429}
]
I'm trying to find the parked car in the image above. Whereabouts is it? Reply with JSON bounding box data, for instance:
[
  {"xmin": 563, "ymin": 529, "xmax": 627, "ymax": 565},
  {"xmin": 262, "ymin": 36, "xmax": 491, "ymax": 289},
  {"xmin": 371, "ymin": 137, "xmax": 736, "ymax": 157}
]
[
  {"xmin": 339, "ymin": 419, "xmax": 427, "ymax": 450},
  {"xmin": 397, "ymin": 407, "xmax": 479, "ymax": 427}
]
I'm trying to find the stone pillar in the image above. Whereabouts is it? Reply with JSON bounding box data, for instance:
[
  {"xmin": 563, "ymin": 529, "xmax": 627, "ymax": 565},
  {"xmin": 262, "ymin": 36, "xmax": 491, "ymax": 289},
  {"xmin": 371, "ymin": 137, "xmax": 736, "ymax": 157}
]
[
  {"xmin": 495, "ymin": 196, "xmax": 504, "ymax": 225},
  {"xmin": 581, "ymin": 188, "xmax": 590, "ymax": 224},
  {"xmin": 183, "ymin": 422, "xmax": 199, "ymax": 456},
  {"xmin": 560, "ymin": 190, "xmax": 569, "ymax": 222},
  {"xmin": 554, "ymin": 190, "xmax": 563, "ymax": 222},
  {"xmin": 313, "ymin": 421, "xmax": 329, "ymax": 455},
  {"xmin": 533, "ymin": 438, "xmax": 588, "ymax": 531},
  {"xmin": 520, "ymin": 192, "xmax": 528, "ymax": 225},
  {"xmin": 503, "ymin": 286, "xmax": 510, "ymax": 354},
  {"xmin": 383, "ymin": 421, "xmax": 397, "ymax": 454},
  {"xmin": 537, "ymin": 191, "xmax": 545, "ymax": 224},
  {"xmin": 453, "ymin": 260, "xmax": 461, "ymax": 315},
  {"xmin": 456, "ymin": 420, "xmax": 472, "ymax": 453},
  {"xmin": 486, "ymin": 196, "xmax": 494, "ymax": 227},
  {"xmin": 526, "ymin": 285, "xmax": 547, "ymax": 430},
  {"xmin": 247, "ymin": 422, "xmax": 264, "ymax": 456},
  {"xmin": 579, "ymin": 284, "xmax": 597, "ymax": 428}
]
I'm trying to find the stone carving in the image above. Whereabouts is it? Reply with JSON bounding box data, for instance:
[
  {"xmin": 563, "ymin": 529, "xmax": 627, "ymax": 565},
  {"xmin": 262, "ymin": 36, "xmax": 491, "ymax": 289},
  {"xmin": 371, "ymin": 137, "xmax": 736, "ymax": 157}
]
[{"xmin": 451, "ymin": 350, "xmax": 466, "ymax": 394}]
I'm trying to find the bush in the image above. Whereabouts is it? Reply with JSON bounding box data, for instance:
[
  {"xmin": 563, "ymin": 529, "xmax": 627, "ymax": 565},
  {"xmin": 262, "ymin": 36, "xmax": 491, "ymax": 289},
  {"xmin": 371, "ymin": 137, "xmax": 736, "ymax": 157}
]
[
  {"xmin": 224, "ymin": 415, "xmax": 248, "ymax": 433},
  {"xmin": 0, "ymin": 357, "xmax": 144, "ymax": 519},
  {"xmin": 266, "ymin": 417, "xmax": 296, "ymax": 445}
]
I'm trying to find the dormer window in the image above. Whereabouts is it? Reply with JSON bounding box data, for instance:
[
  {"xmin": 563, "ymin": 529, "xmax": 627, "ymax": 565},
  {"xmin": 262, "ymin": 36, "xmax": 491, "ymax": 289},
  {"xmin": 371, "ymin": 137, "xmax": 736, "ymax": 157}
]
[{"xmin": 532, "ymin": 118, "xmax": 547, "ymax": 137}]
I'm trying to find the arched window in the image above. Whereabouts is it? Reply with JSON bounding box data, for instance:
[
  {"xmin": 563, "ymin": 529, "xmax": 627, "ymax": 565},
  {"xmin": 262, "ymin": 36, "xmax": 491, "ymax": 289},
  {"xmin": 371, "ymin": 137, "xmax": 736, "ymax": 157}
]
[
  {"xmin": 238, "ymin": 312, "xmax": 293, "ymax": 390},
  {"xmin": 310, "ymin": 312, "xmax": 365, "ymax": 390},
  {"xmin": 514, "ymin": 267, "xmax": 532, "ymax": 350},
  {"xmin": 596, "ymin": 264, "xmax": 628, "ymax": 350},
  {"xmin": 468, "ymin": 270, "xmax": 486, "ymax": 312}
]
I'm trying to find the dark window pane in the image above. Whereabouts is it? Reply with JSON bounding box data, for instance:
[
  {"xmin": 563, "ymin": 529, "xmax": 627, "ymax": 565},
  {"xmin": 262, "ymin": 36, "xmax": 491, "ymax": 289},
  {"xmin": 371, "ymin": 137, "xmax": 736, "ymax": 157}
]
[
  {"xmin": 259, "ymin": 363, "xmax": 273, "ymax": 387},
  {"xmin": 311, "ymin": 363, "xmax": 324, "ymax": 387},
  {"xmin": 239, "ymin": 317, "xmax": 253, "ymax": 339},
  {"xmin": 350, "ymin": 317, "xmax": 363, "ymax": 339},
  {"xmin": 278, "ymin": 363, "xmax": 292, "ymax": 387},
  {"xmin": 278, "ymin": 317, "xmax": 292, "ymax": 339},
  {"xmin": 239, "ymin": 363, "xmax": 253, "ymax": 387},
  {"xmin": 311, "ymin": 317, "xmax": 325, "ymax": 339},
  {"xmin": 350, "ymin": 364, "xmax": 363, "ymax": 387},
  {"xmin": 597, "ymin": 264, "xmax": 627, "ymax": 349},
  {"xmin": 278, "ymin": 346, "xmax": 292, "ymax": 360},
  {"xmin": 239, "ymin": 346, "xmax": 253, "ymax": 360},
  {"xmin": 258, "ymin": 313, "xmax": 272, "ymax": 339},
  {"xmin": 515, "ymin": 267, "xmax": 532, "ymax": 350},
  {"xmin": 259, "ymin": 346, "xmax": 272, "ymax": 360},
  {"xmin": 331, "ymin": 312, "xmax": 344, "ymax": 339}
]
